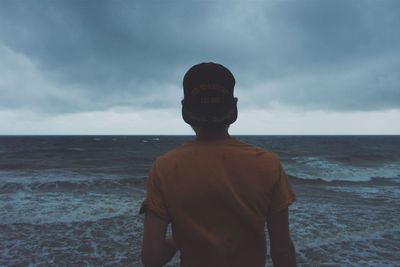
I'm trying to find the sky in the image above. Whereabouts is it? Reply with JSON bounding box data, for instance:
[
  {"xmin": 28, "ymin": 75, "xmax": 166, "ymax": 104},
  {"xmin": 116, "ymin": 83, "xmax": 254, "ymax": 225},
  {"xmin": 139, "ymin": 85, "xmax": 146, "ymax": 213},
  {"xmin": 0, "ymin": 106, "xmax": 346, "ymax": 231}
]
[{"xmin": 0, "ymin": 0, "xmax": 399, "ymax": 135}]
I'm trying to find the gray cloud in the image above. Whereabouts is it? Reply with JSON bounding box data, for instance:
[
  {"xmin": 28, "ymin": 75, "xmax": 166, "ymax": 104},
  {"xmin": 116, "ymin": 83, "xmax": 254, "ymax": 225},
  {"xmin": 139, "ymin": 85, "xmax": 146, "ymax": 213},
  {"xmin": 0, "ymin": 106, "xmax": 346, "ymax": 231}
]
[{"xmin": 0, "ymin": 0, "xmax": 399, "ymax": 113}]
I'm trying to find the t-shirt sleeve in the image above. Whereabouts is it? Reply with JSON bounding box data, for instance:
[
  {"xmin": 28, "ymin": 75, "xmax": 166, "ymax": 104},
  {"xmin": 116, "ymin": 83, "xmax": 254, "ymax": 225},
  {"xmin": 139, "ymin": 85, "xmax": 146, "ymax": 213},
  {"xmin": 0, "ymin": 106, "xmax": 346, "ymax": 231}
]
[
  {"xmin": 139, "ymin": 161, "xmax": 170, "ymax": 221},
  {"xmin": 268, "ymin": 160, "xmax": 293, "ymax": 214}
]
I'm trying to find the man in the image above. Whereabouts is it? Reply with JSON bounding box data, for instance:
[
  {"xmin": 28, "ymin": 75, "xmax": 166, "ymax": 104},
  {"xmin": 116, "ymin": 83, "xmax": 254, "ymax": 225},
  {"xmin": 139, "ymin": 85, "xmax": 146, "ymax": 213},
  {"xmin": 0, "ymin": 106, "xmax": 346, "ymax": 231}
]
[{"xmin": 140, "ymin": 63, "xmax": 296, "ymax": 267}]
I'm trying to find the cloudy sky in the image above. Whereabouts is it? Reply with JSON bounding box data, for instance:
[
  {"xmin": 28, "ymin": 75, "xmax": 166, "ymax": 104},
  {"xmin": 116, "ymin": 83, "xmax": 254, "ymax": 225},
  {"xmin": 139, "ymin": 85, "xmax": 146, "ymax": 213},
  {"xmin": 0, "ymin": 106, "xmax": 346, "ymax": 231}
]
[{"xmin": 0, "ymin": 0, "xmax": 399, "ymax": 134}]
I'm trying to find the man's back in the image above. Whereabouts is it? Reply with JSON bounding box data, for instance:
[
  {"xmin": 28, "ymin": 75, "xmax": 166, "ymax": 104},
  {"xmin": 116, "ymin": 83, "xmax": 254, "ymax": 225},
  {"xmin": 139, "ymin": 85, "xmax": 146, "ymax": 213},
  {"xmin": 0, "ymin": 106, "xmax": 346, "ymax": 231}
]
[{"xmin": 140, "ymin": 137, "xmax": 291, "ymax": 267}]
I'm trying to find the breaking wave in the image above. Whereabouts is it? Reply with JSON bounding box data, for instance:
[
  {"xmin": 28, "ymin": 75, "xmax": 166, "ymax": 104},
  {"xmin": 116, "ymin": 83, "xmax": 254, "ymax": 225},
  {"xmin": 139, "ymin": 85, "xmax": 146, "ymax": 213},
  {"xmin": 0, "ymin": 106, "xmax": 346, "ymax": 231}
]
[{"xmin": 0, "ymin": 176, "xmax": 147, "ymax": 194}]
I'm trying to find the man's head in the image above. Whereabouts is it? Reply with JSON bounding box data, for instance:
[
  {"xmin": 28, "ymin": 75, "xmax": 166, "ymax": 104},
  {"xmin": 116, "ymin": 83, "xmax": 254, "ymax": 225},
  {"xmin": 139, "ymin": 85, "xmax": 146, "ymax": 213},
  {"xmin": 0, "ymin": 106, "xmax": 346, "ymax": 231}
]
[{"xmin": 181, "ymin": 63, "xmax": 238, "ymax": 129}]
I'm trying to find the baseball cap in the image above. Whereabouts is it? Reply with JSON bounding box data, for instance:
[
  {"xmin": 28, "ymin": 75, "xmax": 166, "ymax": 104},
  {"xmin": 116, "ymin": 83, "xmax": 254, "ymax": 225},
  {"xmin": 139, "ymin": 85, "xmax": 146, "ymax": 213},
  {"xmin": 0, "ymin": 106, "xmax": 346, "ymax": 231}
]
[{"xmin": 182, "ymin": 62, "xmax": 238, "ymax": 126}]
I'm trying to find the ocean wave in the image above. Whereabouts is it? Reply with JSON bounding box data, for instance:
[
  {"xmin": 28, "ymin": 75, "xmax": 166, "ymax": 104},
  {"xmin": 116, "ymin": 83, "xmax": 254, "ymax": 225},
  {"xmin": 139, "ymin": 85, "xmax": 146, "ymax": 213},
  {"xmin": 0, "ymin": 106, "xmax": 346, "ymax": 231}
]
[
  {"xmin": 0, "ymin": 176, "xmax": 147, "ymax": 194},
  {"xmin": 284, "ymin": 155, "xmax": 400, "ymax": 182},
  {"xmin": 288, "ymin": 175, "xmax": 400, "ymax": 186},
  {"xmin": 1, "ymin": 173, "xmax": 399, "ymax": 194},
  {"xmin": 0, "ymin": 191, "xmax": 145, "ymax": 225}
]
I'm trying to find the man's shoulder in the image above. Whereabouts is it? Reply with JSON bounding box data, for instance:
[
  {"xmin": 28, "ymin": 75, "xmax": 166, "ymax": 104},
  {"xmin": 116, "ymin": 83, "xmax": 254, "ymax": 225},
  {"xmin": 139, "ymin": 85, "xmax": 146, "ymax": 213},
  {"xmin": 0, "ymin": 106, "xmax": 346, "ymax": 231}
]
[
  {"xmin": 154, "ymin": 141, "xmax": 193, "ymax": 166},
  {"xmin": 231, "ymin": 138, "xmax": 280, "ymax": 161}
]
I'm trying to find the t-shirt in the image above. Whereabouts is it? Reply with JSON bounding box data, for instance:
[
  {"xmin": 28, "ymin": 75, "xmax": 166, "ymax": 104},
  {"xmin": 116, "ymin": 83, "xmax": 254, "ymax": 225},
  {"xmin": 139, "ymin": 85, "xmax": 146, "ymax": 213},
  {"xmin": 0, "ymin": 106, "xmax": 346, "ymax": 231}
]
[{"xmin": 139, "ymin": 137, "xmax": 294, "ymax": 267}]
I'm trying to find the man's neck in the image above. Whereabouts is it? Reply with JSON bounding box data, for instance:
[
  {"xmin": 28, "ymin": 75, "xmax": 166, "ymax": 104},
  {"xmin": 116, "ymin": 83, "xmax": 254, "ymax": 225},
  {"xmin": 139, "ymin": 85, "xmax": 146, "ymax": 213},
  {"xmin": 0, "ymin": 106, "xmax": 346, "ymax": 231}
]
[{"xmin": 194, "ymin": 127, "xmax": 230, "ymax": 141}]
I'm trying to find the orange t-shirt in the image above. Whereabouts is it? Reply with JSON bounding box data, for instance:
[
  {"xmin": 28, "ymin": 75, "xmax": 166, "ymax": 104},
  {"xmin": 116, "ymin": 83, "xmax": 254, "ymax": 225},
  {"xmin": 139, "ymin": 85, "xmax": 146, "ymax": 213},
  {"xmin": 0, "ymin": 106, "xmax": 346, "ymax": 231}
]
[{"xmin": 140, "ymin": 137, "xmax": 294, "ymax": 267}]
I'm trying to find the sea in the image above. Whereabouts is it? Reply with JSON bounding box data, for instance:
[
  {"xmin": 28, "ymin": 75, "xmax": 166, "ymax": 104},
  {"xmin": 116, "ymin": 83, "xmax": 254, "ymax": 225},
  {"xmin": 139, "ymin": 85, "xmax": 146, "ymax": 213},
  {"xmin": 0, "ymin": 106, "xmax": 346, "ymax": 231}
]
[{"xmin": 0, "ymin": 135, "xmax": 399, "ymax": 266}]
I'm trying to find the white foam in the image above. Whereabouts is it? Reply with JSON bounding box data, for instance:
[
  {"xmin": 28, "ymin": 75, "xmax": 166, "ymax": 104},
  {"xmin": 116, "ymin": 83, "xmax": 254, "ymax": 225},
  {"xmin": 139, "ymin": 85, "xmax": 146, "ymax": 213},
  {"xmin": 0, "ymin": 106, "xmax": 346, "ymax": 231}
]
[
  {"xmin": 285, "ymin": 156, "xmax": 400, "ymax": 181},
  {"xmin": 327, "ymin": 185, "xmax": 400, "ymax": 200},
  {"xmin": 0, "ymin": 190, "xmax": 144, "ymax": 224},
  {"xmin": 0, "ymin": 171, "xmax": 123, "ymax": 188}
]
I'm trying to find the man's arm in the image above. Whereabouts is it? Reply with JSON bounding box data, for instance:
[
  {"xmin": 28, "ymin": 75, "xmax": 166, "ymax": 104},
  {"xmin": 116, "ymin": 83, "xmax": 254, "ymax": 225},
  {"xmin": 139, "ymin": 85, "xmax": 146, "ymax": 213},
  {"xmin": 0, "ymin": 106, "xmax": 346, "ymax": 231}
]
[
  {"xmin": 141, "ymin": 211, "xmax": 178, "ymax": 267},
  {"xmin": 267, "ymin": 208, "xmax": 296, "ymax": 267}
]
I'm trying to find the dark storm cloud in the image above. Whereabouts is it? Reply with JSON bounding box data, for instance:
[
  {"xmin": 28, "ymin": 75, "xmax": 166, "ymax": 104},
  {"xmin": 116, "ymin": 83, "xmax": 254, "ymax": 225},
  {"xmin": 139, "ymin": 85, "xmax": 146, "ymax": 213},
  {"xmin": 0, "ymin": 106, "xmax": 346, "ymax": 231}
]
[{"xmin": 0, "ymin": 0, "xmax": 399, "ymax": 113}]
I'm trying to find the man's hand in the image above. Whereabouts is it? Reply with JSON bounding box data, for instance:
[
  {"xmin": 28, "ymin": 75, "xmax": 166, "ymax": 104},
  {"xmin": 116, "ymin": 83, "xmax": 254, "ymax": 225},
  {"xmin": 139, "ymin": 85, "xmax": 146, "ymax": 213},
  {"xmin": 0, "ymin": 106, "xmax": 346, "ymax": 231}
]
[
  {"xmin": 141, "ymin": 211, "xmax": 178, "ymax": 267},
  {"xmin": 267, "ymin": 208, "xmax": 296, "ymax": 267}
]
